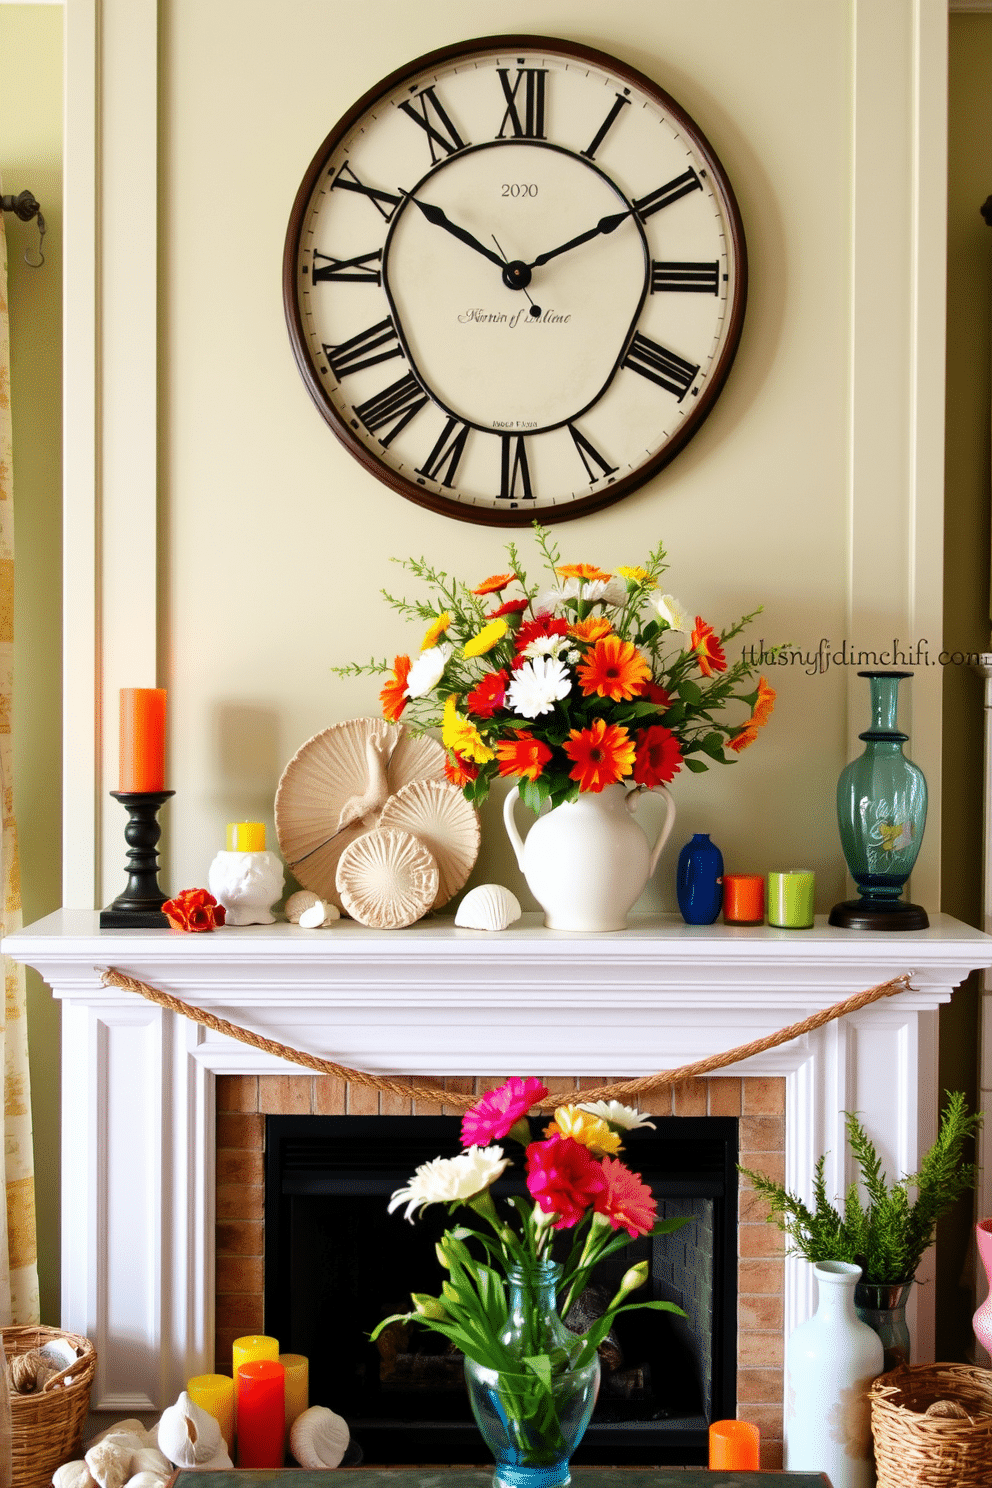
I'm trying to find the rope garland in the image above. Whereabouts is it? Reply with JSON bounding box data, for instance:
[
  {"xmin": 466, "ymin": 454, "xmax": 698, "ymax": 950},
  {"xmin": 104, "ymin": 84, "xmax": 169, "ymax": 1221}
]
[{"xmin": 97, "ymin": 965, "xmax": 915, "ymax": 1112}]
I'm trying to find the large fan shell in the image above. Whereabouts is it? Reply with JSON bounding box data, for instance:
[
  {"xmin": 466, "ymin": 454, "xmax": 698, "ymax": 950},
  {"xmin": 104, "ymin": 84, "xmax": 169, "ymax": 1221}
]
[
  {"xmin": 377, "ymin": 778, "xmax": 479, "ymax": 909},
  {"xmin": 335, "ymin": 828, "xmax": 439, "ymax": 929}
]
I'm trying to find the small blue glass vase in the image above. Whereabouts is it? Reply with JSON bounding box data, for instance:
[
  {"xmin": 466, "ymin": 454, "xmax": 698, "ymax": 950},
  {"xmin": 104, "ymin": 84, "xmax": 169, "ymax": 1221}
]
[
  {"xmin": 676, "ymin": 833, "xmax": 724, "ymax": 924},
  {"xmin": 463, "ymin": 1260, "xmax": 600, "ymax": 1488},
  {"xmin": 829, "ymin": 671, "xmax": 929, "ymax": 930}
]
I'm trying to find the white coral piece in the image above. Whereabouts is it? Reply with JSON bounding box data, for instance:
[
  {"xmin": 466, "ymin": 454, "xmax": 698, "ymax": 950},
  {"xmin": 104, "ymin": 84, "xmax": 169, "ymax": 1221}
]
[
  {"xmin": 84, "ymin": 1440, "xmax": 133, "ymax": 1488},
  {"xmin": 53, "ymin": 1463, "xmax": 96, "ymax": 1488},
  {"xmin": 289, "ymin": 1405, "xmax": 349, "ymax": 1469}
]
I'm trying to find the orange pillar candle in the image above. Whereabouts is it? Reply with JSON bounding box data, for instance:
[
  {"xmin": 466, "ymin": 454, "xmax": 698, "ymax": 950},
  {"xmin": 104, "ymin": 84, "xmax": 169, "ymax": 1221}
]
[
  {"xmin": 119, "ymin": 688, "xmax": 167, "ymax": 792},
  {"xmin": 709, "ymin": 1418, "xmax": 760, "ymax": 1470},
  {"xmin": 279, "ymin": 1353, "xmax": 308, "ymax": 1433},
  {"xmin": 186, "ymin": 1373, "xmax": 234, "ymax": 1453},
  {"xmin": 237, "ymin": 1359, "xmax": 286, "ymax": 1467},
  {"xmin": 723, "ymin": 873, "xmax": 765, "ymax": 925},
  {"xmin": 227, "ymin": 821, "xmax": 266, "ymax": 851}
]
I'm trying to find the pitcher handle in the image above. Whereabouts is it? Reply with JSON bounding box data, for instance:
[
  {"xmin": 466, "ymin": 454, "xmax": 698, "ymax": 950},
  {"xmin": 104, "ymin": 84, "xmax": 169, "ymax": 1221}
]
[
  {"xmin": 502, "ymin": 784, "xmax": 526, "ymax": 869},
  {"xmin": 626, "ymin": 783, "xmax": 677, "ymax": 876}
]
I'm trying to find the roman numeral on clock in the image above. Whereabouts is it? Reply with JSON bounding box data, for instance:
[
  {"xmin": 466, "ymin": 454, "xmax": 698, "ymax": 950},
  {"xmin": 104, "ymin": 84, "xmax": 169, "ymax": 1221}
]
[
  {"xmin": 324, "ymin": 318, "xmax": 404, "ymax": 380},
  {"xmin": 496, "ymin": 68, "xmax": 547, "ymax": 139},
  {"xmin": 330, "ymin": 162, "xmax": 403, "ymax": 221},
  {"xmin": 398, "ymin": 86, "xmax": 467, "ymax": 162},
  {"xmin": 311, "ymin": 248, "xmax": 382, "ymax": 285},
  {"xmin": 581, "ymin": 94, "xmax": 631, "ymax": 160},
  {"xmin": 354, "ymin": 372, "xmax": 429, "ymax": 446},
  {"xmin": 417, "ymin": 416, "xmax": 470, "ymax": 487},
  {"xmin": 623, "ymin": 333, "xmax": 700, "ymax": 400},
  {"xmin": 499, "ymin": 435, "xmax": 533, "ymax": 502},
  {"xmin": 633, "ymin": 169, "xmax": 703, "ymax": 222},
  {"xmin": 650, "ymin": 260, "xmax": 719, "ymax": 295},
  {"xmin": 566, "ymin": 423, "xmax": 617, "ymax": 483}
]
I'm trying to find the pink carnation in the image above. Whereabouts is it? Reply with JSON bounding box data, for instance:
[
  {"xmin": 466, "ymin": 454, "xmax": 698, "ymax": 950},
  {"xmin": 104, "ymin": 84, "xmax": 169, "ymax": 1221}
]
[
  {"xmin": 594, "ymin": 1157, "xmax": 658, "ymax": 1238},
  {"xmin": 525, "ymin": 1134, "xmax": 607, "ymax": 1230},
  {"xmin": 460, "ymin": 1077, "xmax": 549, "ymax": 1148}
]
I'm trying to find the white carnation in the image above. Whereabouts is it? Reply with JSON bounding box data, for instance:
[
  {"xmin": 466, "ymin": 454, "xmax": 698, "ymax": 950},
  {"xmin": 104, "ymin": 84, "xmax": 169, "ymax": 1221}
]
[
  {"xmin": 387, "ymin": 1145, "xmax": 509, "ymax": 1222},
  {"xmin": 521, "ymin": 634, "xmax": 569, "ymax": 660},
  {"xmin": 651, "ymin": 593, "xmax": 690, "ymax": 632},
  {"xmin": 577, "ymin": 1100, "xmax": 657, "ymax": 1132},
  {"xmin": 506, "ymin": 656, "xmax": 572, "ymax": 718},
  {"xmin": 583, "ymin": 577, "xmax": 627, "ymax": 607},
  {"xmin": 534, "ymin": 586, "xmax": 573, "ymax": 613},
  {"xmin": 405, "ymin": 643, "xmax": 452, "ymax": 698}
]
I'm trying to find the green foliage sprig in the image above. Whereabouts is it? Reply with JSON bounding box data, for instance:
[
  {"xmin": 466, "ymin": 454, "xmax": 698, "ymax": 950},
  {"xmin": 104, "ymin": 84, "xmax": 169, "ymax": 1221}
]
[{"xmin": 739, "ymin": 1091, "xmax": 981, "ymax": 1285}]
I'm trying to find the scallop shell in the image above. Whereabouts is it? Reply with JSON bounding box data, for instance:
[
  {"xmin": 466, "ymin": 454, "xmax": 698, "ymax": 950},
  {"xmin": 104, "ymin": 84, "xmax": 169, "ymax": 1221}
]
[
  {"xmin": 284, "ymin": 889, "xmax": 323, "ymax": 923},
  {"xmin": 377, "ymin": 778, "xmax": 480, "ymax": 908},
  {"xmin": 335, "ymin": 828, "xmax": 439, "ymax": 929},
  {"xmin": 289, "ymin": 1405, "xmax": 350, "ymax": 1469},
  {"xmin": 275, "ymin": 719, "xmax": 445, "ymax": 911},
  {"xmin": 454, "ymin": 883, "xmax": 522, "ymax": 931}
]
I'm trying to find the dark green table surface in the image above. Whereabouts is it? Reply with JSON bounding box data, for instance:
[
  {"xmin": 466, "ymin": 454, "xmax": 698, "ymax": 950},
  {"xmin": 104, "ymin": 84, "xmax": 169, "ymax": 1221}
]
[{"xmin": 172, "ymin": 1471, "xmax": 831, "ymax": 1487}]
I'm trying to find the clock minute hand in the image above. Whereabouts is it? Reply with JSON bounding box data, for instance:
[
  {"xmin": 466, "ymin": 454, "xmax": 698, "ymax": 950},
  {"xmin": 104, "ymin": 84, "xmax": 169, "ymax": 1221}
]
[
  {"xmin": 410, "ymin": 197, "xmax": 506, "ymax": 269},
  {"xmin": 528, "ymin": 208, "xmax": 633, "ymax": 269}
]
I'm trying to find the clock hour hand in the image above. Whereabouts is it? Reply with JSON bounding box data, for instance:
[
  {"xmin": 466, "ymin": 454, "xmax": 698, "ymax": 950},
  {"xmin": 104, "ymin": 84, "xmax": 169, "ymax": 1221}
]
[
  {"xmin": 409, "ymin": 196, "xmax": 506, "ymax": 269},
  {"xmin": 527, "ymin": 208, "xmax": 633, "ymax": 269}
]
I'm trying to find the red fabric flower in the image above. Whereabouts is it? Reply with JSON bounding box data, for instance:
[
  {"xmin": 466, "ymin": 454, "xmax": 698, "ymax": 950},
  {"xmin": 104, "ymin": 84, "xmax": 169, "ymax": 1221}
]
[
  {"xmin": 466, "ymin": 670, "xmax": 508, "ymax": 719},
  {"xmin": 594, "ymin": 1157, "xmax": 657, "ymax": 1237},
  {"xmin": 691, "ymin": 617, "xmax": 727, "ymax": 678},
  {"xmin": 445, "ymin": 752, "xmax": 479, "ymax": 786},
  {"xmin": 638, "ymin": 680, "xmax": 672, "ymax": 709},
  {"xmin": 526, "ymin": 1134, "xmax": 608, "ymax": 1229},
  {"xmin": 632, "ymin": 725, "xmax": 683, "ymax": 787},
  {"xmin": 461, "ymin": 1076, "xmax": 549, "ymax": 1147},
  {"xmin": 162, "ymin": 887, "xmax": 226, "ymax": 933}
]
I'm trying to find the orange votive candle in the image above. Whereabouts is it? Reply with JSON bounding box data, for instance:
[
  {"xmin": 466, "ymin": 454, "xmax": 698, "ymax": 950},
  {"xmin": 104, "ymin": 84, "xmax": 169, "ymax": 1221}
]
[
  {"xmin": 227, "ymin": 821, "xmax": 266, "ymax": 851},
  {"xmin": 237, "ymin": 1359, "xmax": 286, "ymax": 1467},
  {"xmin": 279, "ymin": 1353, "xmax": 308, "ymax": 1433},
  {"xmin": 723, "ymin": 873, "xmax": 765, "ymax": 925},
  {"xmin": 709, "ymin": 1418, "xmax": 760, "ymax": 1469},
  {"xmin": 186, "ymin": 1373, "xmax": 234, "ymax": 1453},
  {"xmin": 119, "ymin": 688, "xmax": 167, "ymax": 792}
]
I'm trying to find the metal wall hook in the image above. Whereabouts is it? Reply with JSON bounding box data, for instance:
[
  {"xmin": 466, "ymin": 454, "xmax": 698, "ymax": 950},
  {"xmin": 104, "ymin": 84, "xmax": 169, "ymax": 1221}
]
[{"xmin": 1, "ymin": 190, "xmax": 46, "ymax": 267}]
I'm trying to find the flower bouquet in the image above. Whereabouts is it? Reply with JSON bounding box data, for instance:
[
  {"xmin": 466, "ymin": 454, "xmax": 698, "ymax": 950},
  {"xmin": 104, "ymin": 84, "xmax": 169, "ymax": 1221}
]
[
  {"xmin": 337, "ymin": 523, "xmax": 774, "ymax": 814},
  {"xmin": 370, "ymin": 1078, "xmax": 689, "ymax": 1488}
]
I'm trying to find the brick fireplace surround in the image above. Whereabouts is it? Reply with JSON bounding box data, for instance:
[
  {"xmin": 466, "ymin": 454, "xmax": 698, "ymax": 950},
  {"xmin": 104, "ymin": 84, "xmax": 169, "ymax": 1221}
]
[{"xmin": 216, "ymin": 1072, "xmax": 788, "ymax": 1468}]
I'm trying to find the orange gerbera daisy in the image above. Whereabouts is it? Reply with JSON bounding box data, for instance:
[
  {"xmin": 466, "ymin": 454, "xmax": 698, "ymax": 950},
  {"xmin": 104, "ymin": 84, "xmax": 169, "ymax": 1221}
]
[
  {"xmin": 472, "ymin": 572, "xmax": 518, "ymax": 595},
  {"xmin": 577, "ymin": 636, "xmax": 651, "ymax": 701},
  {"xmin": 556, "ymin": 563, "xmax": 611, "ymax": 582},
  {"xmin": 632, "ymin": 725, "xmax": 683, "ymax": 786},
  {"xmin": 570, "ymin": 616, "xmax": 613, "ymax": 644},
  {"xmin": 691, "ymin": 617, "xmax": 727, "ymax": 677},
  {"xmin": 727, "ymin": 723, "xmax": 759, "ymax": 754},
  {"xmin": 466, "ymin": 670, "xmax": 508, "ymax": 719},
  {"xmin": 445, "ymin": 752, "xmax": 479, "ymax": 786},
  {"xmin": 496, "ymin": 732, "xmax": 553, "ymax": 782},
  {"xmin": 380, "ymin": 655, "xmax": 412, "ymax": 722},
  {"xmin": 564, "ymin": 717, "xmax": 635, "ymax": 792},
  {"xmin": 751, "ymin": 676, "xmax": 776, "ymax": 728}
]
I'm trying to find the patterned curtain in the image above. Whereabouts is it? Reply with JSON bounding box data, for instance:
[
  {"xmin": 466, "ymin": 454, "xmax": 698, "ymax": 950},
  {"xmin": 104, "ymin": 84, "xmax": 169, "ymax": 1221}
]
[{"xmin": 0, "ymin": 196, "xmax": 40, "ymax": 1325}]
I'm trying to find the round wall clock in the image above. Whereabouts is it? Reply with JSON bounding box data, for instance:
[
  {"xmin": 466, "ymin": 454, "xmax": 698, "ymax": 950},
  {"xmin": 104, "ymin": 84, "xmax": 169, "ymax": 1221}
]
[{"xmin": 283, "ymin": 34, "xmax": 747, "ymax": 526}]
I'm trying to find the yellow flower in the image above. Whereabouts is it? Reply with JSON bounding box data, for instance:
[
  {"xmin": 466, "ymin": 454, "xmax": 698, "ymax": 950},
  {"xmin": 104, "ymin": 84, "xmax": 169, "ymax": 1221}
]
[
  {"xmin": 615, "ymin": 565, "xmax": 653, "ymax": 587},
  {"xmin": 546, "ymin": 1104, "xmax": 623, "ymax": 1156},
  {"xmin": 421, "ymin": 612, "xmax": 452, "ymax": 650},
  {"xmin": 442, "ymin": 694, "xmax": 495, "ymax": 764},
  {"xmin": 463, "ymin": 618, "xmax": 508, "ymax": 658}
]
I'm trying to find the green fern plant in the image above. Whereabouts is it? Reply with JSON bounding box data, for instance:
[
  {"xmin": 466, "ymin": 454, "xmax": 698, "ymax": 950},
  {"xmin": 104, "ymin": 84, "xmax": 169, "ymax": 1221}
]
[{"xmin": 739, "ymin": 1091, "xmax": 981, "ymax": 1285}]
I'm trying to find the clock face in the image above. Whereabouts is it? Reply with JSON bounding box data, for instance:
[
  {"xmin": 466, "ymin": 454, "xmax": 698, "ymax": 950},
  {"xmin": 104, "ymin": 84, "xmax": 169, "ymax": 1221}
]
[{"xmin": 283, "ymin": 35, "xmax": 747, "ymax": 525}]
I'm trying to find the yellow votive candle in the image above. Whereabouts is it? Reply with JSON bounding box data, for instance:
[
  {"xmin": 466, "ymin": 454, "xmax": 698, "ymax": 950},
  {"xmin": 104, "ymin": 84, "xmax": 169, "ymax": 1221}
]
[
  {"xmin": 279, "ymin": 1353, "xmax": 309, "ymax": 1433},
  {"xmin": 227, "ymin": 821, "xmax": 266, "ymax": 851},
  {"xmin": 232, "ymin": 1334, "xmax": 279, "ymax": 1420},
  {"xmin": 187, "ymin": 1373, "xmax": 234, "ymax": 1453}
]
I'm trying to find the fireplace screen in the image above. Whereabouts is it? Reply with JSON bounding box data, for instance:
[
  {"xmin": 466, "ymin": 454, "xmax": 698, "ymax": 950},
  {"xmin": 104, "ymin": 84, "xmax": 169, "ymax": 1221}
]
[{"xmin": 264, "ymin": 1114, "xmax": 737, "ymax": 1467}]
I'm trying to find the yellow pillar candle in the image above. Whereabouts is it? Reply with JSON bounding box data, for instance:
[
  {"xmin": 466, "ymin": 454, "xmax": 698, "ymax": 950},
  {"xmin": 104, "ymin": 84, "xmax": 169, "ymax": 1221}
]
[
  {"xmin": 232, "ymin": 1334, "xmax": 279, "ymax": 1420},
  {"xmin": 187, "ymin": 1373, "xmax": 234, "ymax": 1453},
  {"xmin": 227, "ymin": 821, "xmax": 266, "ymax": 851},
  {"xmin": 279, "ymin": 1353, "xmax": 309, "ymax": 1434}
]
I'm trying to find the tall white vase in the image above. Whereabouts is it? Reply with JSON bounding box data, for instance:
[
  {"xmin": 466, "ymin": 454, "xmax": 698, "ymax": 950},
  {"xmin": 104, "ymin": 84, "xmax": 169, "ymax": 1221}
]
[{"xmin": 785, "ymin": 1261, "xmax": 884, "ymax": 1488}]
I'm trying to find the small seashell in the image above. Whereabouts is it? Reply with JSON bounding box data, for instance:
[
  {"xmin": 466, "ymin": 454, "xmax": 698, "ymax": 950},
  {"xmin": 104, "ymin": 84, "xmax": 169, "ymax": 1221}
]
[
  {"xmin": 53, "ymin": 1462, "xmax": 96, "ymax": 1488},
  {"xmin": 298, "ymin": 898, "xmax": 340, "ymax": 929},
  {"xmin": 84, "ymin": 1440, "xmax": 133, "ymax": 1488},
  {"xmin": 126, "ymin": 1473, "xmax": 170, "ymax": 1488},
  {"xmin": 454, "ymin": 883, "xmax": 522, "ymax": 931},
  {"xmin": 157, "ymin": 1393, "xmax": 223, "ymax": 1467},
  {"xmin": 128, "ymin": 1449, "xmax": 171, "ymax": 1479},
  {"xmin": 336, "ymin": 828, "xmax": 438, "ymax": 929},
  {"xmin": 289, "ymin": 1405, "xmax": 350, "ymax": 1469},
  {"xmin": 88, "ymin": 1422, "xmax": 152, "ymax": 1451},
  {"xmin": 284, "ymin": 889, "xmax": 322, "ymax": 923}
]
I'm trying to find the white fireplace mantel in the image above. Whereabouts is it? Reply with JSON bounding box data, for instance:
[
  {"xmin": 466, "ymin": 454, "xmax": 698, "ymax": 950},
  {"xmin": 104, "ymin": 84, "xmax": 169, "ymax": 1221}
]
[{"xmin": 6, "ymin": 909, "xmax": 992, "ymax": 1419}]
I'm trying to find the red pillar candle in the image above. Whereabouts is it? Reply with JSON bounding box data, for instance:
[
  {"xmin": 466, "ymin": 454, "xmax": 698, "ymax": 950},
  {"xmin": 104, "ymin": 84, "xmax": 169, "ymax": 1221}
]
[
  {"xmin": 119, "ymin": 688, "xmax": 167, "ymax": 792},
  {"xmin": 723, "ymin": 873, "xmax": 765, "ymax": 925},
  {"xmin": 709, "ymin": 1418, "xmax": 760, "ymax": 1469},
  {"xmin": 237, "ymin": 1358, "xmax": 286, "ymax": 1467}
]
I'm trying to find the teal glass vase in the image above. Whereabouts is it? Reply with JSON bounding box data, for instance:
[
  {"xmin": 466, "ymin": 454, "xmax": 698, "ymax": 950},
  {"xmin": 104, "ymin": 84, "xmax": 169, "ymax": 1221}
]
[
  {"xmin": 463, "ymin": 1260, "xmax": 600, "ymax": 1488},
  {"xmin": 829, "ymin": 670, "xmax": 929, "ymax": 930}
]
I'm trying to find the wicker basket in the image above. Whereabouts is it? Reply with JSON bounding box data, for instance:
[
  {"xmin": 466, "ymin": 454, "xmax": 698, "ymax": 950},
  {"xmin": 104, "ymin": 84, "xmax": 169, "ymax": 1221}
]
[
  {"xmin": 870, "ymin": 1362, "xmax": 992, "ymax": 1487},
  {"xmin": 3, "ymin": 1326, "xmax": 97, "ymax": 1488}
]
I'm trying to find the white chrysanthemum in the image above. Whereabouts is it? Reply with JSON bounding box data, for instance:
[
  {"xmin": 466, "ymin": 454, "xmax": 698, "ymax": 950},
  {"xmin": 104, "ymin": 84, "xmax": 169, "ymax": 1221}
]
[
  {"xmin": 534, "ymin": 586, "xmax": 572, "ymax": 613},
  {"xmin": 650, "ymin": 593, "xmax": 690, "ymax": 632},
  {"xmin": 387, "ymin": 1145, "xmax": 509, "ymax": 1222},
  {"xmin": 405, "ymin": 642, "xmax": 452, "ymax": 698},
  {"xmin": 521, "ymin": 634, "xmax": 569, "ymax": 660},
  {"xmin": 506, "ymin": 656, "xmax": 572, "ymax": 718},
  {"xmin": 577, "ymin": 1100, "xmax": 657, "ymax": 1132},
  {"xmin": 582, "ymin": 577, "xmax": 627, "ymax": 607}
]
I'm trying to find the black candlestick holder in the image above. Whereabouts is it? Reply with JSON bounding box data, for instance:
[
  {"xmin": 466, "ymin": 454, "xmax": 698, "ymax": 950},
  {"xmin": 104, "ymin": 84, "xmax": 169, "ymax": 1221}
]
[{"xmin": 100, "ymin": 789, "xmax": 175, "ymax": 929}]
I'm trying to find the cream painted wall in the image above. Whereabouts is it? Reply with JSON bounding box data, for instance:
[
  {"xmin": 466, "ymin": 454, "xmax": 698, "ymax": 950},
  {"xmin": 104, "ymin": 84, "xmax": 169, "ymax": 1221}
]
[
  {"xmin": 158, "ymin": 0, "xmax": 861, "ymax": 914},
  {"xmin": 0, "ymin": 2, "xmax": 63, "ymax": 1325}
]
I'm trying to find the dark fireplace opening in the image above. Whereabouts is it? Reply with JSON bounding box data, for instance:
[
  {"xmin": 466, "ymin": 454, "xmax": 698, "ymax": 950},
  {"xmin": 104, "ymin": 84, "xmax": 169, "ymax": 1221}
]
[{"xmin": 264, "ymin": 1114, "xmax": 738, "ymax": 1467}]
